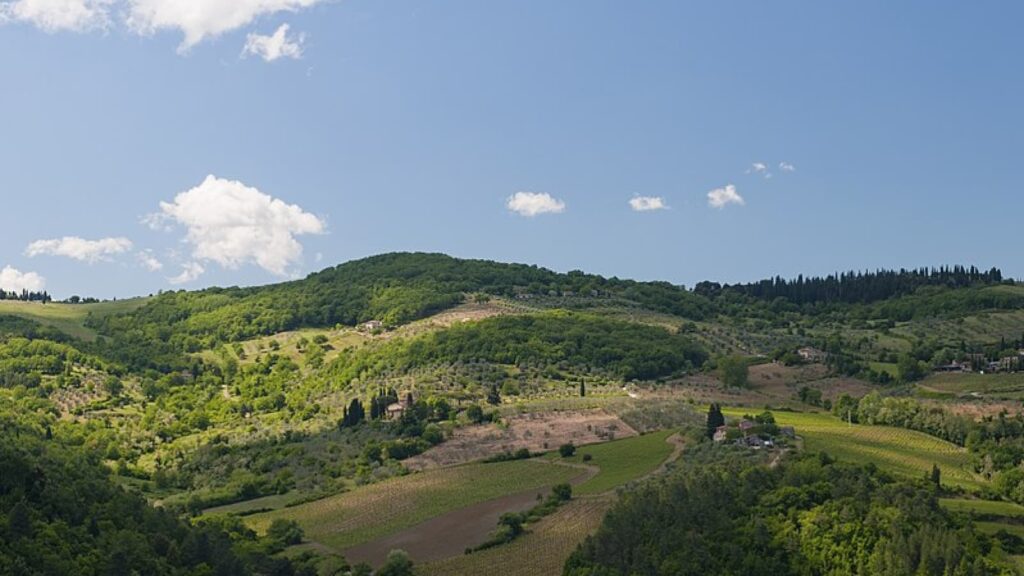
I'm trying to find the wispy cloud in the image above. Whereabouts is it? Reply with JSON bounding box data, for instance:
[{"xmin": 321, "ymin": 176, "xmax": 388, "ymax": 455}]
[
  {"xmin": 137, "ymin": 249, "xmax": 163, "ymax": 271},
  {"xmin": 628, "ymin": 196, "xmax": 668, "ymax": 212},
  {"xmin": 0, "ymin": 0, "xmax": 110, "ymax": 33},
  {"xmin": 506, "ymin": 192, "xmax": 566, "ymax": 217},
  {"xmin": 707, "ymin": 184, "xmax": 744, "ymax": 209},
  {"xmin": 2, "ymin": 0, "xmax": 322, "ymax": 55},
  {"xmin": 26, "ymin": 236, "xmax": 133, "ymax": 263},
  {"xmin": 168, "ymin": 261, "xmax": 204, "ymax": 285},
  {"xmin": 242, "ymin": 23, "xmax": 304, "ymax": 62},
  {"xmin": 779, "ymin": 161, "xmax": 796, "ymax": 172}
]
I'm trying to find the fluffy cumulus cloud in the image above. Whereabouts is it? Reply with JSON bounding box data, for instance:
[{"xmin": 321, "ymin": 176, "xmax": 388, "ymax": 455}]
[
  {"xmin": 0, "ymin": 0, "xmax": 110, "ymax": 32},
  {"xmin": 26, "ymin": 236, "xmax": 133, "ymax": 263},
  {"xmin": 628, "ymin": 196, "xmax": 667, "ymax": 212},
  {"xmin": 243, "ymin": 23, "xmax": 303, "ymax": 61},
  {"xmin": 149, "ymin": 174, "xmax": 325, "ymax": 280},
  {"xmin": 0, "ymin": 266, "xmax": 45, "ymax": 292},
  {"xmin": 125, "ymin": 0, "xmax": 322, "ymax": 51},
  {"xmin": 707, "ymin": 184, "xmax": 745, "ymax": 209},
  {"xmin": 506, "ymin": 192, "xmax": 565, "ymax": 217}
]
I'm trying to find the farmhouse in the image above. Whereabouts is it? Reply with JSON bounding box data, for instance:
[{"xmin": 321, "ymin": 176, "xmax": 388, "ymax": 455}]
[
  {"xmin": 362, "ymin": 320, "xmax": 384, "ymax": 332},
  {"xmin": 797, "ymin": 347, "xmax": 827, "ymax": 363},
  {"xmin": 935, "ymin": 360, "xmax": 971, "ymax": 373},
  {"xmin": 713, "ymin": 425, "xmax": 729, "ymax": 443},
  {"xmin": 738, "ymin": 420, "xmax": 756, "ymax": 434}
]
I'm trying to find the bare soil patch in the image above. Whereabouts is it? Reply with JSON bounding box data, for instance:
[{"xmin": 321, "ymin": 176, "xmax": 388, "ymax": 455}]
[{"xmin": 404, "ymin": 410, "xmax": 637, "ymax": 471}]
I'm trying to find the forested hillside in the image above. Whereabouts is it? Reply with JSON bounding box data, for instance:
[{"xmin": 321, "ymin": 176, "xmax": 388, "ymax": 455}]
[
  {"xmin": 565, "ymin": 446, "xmax": 1013, "ymax": 575},
  {"xmin": 0, "ymin": 402, "xmax": 314, "ymax": 575}
]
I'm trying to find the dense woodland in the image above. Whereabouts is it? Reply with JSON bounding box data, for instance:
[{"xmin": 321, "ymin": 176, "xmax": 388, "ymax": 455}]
[
  {"xmin": 326, "ymin": 312, "xmax": 708, "ymax": 385},
  {"xmin": 565, "ymin": 446, "xmax": 1013, "ymax": 575},
  {"xmin": 702, "ymin": 265, "xmax": 1006, "ymax": 305}
]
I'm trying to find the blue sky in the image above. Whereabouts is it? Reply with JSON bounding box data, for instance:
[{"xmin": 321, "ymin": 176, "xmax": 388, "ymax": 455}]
[{"xmin": 1, "ymin": 1, "xmax": 1022, "ymax": 299}]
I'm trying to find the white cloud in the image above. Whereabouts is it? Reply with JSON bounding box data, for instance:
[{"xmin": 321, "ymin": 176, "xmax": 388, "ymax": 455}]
[
  {"xmin": 506, "ymin": 192, "xmax": 565, "ymax": 217},
  {"xmin": 0, "ymin": 0, "xmax": 110, "ymax": 32},
  {"xmin": 149, "ymin": 174, "xmax": 325, "ymax": 279},
  {"xmin": 168, "ymin": 261, "xmax": 204, "ymax": 284},
  {"xmin": 243, "ymin": 23, "xmax": 303, "ymax": 61},
  {"xmin": 779, "ymin": 161, "xmax": 796, "ymax": 172},
  {"xmin": 0, "ymin": 266, "xmax": 45, "ymax": 292},
  {"xmin": 137, "ymin": 249, "xmax": 163, "ymax": 271},
  {"xmin": 707, "ymin": 184, "xmax": 745, "ymax": 209},
  {"xmin": 628, "ymin": 196, "xmax": 668, "ymax": 212},
  {"xmin": 125, "ymin": 0, "xmax": 323, "ymax": 51},
  {"xmin": 2, "ymin": 0, "xmax": 323, "ymax": 54},
  {"xmin": 748, "ymin": 162, "xmax": 768, "ymax": 174},
  {"xmin": 26, "ymin": 236, "xmax": 133, "ymax": 263}
]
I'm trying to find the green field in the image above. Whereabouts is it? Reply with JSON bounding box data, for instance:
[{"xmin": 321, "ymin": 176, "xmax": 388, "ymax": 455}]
[
  {"xmin": 940, "ymin": 498, "xmax": 1024, "ymax": 518},
  {"xmin": 920, "ymin": 372, "xmax": 1024, "ymax": 399},
  {"xmin": 722, "ymin": 408, "xmax": 983, "ymax": 490},
  {"xmin": 553, "ymin": 430, "xmax": 677, "ymax": 495},
  {"xmin": 0, "ymin": 298, "xmax": 147, "ymax": 341},
  {"xmin": 244, "ymin": 459, "xmax": 578, "ymax": 551},
  {"xmin": 419, "ymin": 496, "xmax": 614, "ymax": 576}
]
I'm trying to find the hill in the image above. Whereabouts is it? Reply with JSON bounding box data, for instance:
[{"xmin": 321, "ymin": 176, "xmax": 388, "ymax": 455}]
[{"xmin": 3, "ymin": 252, "xmax": 1024, "ymax": 573}]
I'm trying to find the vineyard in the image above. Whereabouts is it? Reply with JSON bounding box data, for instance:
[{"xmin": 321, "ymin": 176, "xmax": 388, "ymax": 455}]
[
  {"xmin": 554, "ymin": 430, "xmax": 677, "ymax": 495},
  {"xmin": 243, "ymin": 459, "xmax": 578, "ymax": 550},
  {"xmin": 722, "ymin": 409, "xmax": 983, "ymax": 490},
  {"xmin": 418, "ymin": 496, "xmax": 615, "ymax": 576}
]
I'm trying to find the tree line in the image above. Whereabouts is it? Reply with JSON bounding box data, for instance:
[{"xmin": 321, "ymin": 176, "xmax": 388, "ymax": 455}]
[{"xmin": 696, "ymin": 265, "xmax": 1006, "ymax": 305}]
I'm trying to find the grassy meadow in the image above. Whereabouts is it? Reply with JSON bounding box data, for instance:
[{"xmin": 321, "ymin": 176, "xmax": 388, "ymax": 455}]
[
  {"xmin": 552, "ymin": 430, "xmax": 677, "ymax": 495},
  {"xmin": 722, "ymin": 408, "xmax": 983, "ymax": 490},
  {"xmin": 0, "ymin": 298, "xmax": 148, "ymax": 340},
  {"xmin": 418, "ymin": 496, "xmax": 614, "ymax": 576},
  {"xmin": 244, "ymin": 459, "xmax": 578, "ymax": 551}
]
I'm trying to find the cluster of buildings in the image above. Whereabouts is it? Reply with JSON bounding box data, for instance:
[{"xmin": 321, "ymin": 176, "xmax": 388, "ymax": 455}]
[
  {"xmin": 935, "ymin": 351, "xmax": 1024, "ymax": 374},
  {"xmin": 712, "ymin": 418, "xmax": 795, "ymax": 450}
]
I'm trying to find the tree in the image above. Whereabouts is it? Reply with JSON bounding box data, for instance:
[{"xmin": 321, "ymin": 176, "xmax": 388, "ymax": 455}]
[
  {"xmin": 897, "ymin": 353, "xmax": 926, "ymax": 382},
  {"xmin": 8, "ymin": 500, "xmax": 31, "ymax": 539},
  {"xmin": 551, "ymin": 483, "xmax": 573, "ymax": 501},
  {"xmin": 486, "ymin": 384, "xmax": 501, "ymax": 405},
  {"xmin": 341, "ymin": 398, "xmax": 365, "ymax": 427},
  {"xmin": 580, "ymin": 380, "xmax": 586, "ymax": 397},
  {"xmin": 376, "ymin": 549, "xmax": 414, "ymax": 576},
  {"xmin": 706, "ymin": 403, "xmax": 725, "ymax": 438},
  {"xmin": 266, "ymin": 519, "xmax": 304, "ymax": 546},
  {"xmin": 798, "ymin": 386, "xmax": 822, "ymax": 406},
  {"xmin": 718, "ymin": 356, "xmax": 749, "ymax": 388},
  {"xmin": 104, "ymin": 376, "xmax": 124, "ymax": 397},
  {"xmin": 931, "ymin": 464, "xmax": 941, "ymax": 488},
  {"xmin": 466, "ymin": 404, "xmax": 485, "ymax": 424},
  {"xmin": 559, "ymin": 443, "xmax": 577, "ymax": 457}
]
